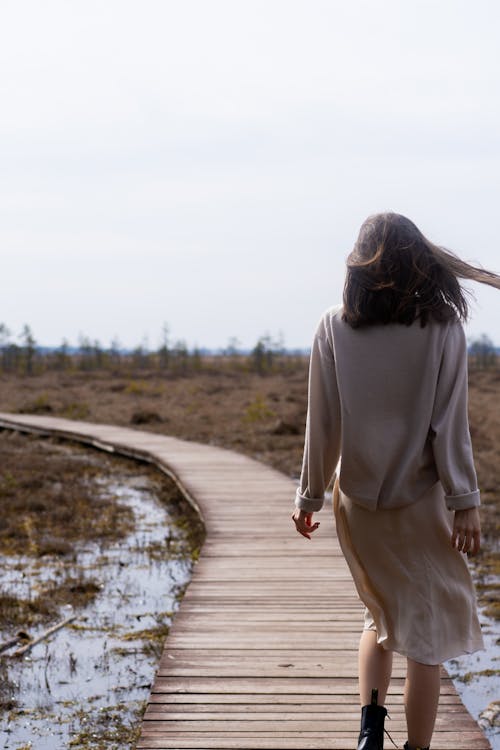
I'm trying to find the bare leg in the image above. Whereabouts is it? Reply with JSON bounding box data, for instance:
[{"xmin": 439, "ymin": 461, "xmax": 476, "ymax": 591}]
[
  {"xmin": 358, "ymin": 629, "xmax": 393, "ymax": 705},
  {"xmin": 404, "ymin": 658, "xmax": 440, "ymax": 749}
]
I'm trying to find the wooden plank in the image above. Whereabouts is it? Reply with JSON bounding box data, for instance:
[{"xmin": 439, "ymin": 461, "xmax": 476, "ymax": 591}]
[
  {"xmin": 156, "ymin": 664, "xmax": 408, "ymax": 679},
  {"xmin": 142, "ymin": 710, "xmax": 469, "ymax": 722},
  {"xmin": 138, "ymin": 720, "xmax": 389, "ymax": 731},
  {"xmin": 149, "ymin": 676, "xmax": 460, "ymax": 695},
  {"xmin": 162, "ymin": 637, "xmax": 365, "ymax": 649},
  {"xmin": 0, "ymin": 413, "xmax": 490, "ymax": 750},
  {"xmin": 136, "ymin": 736, "xmax": 490, "ymax": 750},
  {"xmin": 147, "ymin": 693, "xmax": 465, "ymax": 706},
  {"xmin": 136, "ymin": 743, "xmax": 488, "ymax": 750},
  {"xmin": 139, "ymin": 719, "xmax": 480, "ymax": 735},
  {"xmin": 136, "ymin": 744, "xmax": 489, "ymax": 750}
]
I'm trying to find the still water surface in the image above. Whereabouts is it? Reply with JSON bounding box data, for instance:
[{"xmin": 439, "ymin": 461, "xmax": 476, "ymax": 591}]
[{"xmin": 0, "ymin": 473, "xmax": 197, "ymax": 749}]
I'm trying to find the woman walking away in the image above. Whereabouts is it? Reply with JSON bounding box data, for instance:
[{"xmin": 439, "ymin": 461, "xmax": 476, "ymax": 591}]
[{"xmin": 292, "ymin": 212, "xmax": 500, "ymax": 750}]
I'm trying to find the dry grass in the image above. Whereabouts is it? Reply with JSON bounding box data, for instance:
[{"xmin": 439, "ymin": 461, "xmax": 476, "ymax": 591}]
[
  {"xmin": 0, "ymin": 367, "xmax": 310, "ymax": 477},
  {"xmin": 0, "ymin": 365, "xmax": 498, "ymax": 614},
  {"xmin": 0, "ymin": 365, "xmax": 497, "ymax": 500},
  {"xmin": 0, "ymin": 431, "xmax": 136, "ymax": 556},
  {"xmin": 467, "ymin": 369, "xmax": 500, "ymax": 598}
]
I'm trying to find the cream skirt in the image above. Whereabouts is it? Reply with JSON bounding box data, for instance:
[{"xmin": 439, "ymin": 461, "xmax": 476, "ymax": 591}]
[{"xmin": 333, "ymin": 479, "xmax": 484, "ymax": 665}]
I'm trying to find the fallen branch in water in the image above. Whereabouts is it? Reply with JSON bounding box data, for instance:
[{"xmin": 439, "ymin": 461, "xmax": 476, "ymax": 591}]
[
  {"xmin": 0, "ymin": 631, "xmax": 31, "ymax": 654},
  {"xmin": 12, "ymin": 615, "xmax": 76, "ymax": 657}
]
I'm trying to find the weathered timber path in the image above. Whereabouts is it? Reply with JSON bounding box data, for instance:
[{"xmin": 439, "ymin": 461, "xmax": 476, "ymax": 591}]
[{"xmin": 0, "ymin": 413, "xmax": 491, "ymax": 750}]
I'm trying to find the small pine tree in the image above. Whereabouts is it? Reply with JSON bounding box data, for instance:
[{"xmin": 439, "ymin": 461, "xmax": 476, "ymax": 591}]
[
  {"xmin": 251, "ymin": 338, "xmax": 266, "ymax": 374},
  {"xmin": 158, "ymin": 323, "xmax": 171, "ymax": 371},
  {"xmin": 78, "ymin": 335, "xmax": 94, "ymax": 371},
  {"xmin": 20, "ymin": 324, "xmax": 37, "ymax": 375},
  {"xmin": 0, "ymin": 323, "xmax": 11, "ymax": 373},
  {"xmin": 55, "ymin": 338, "xmax": 71, "ymax": 371},
  {"xmin": 108, "ymin": 337, "xmax": 122, "ymax": 370}
]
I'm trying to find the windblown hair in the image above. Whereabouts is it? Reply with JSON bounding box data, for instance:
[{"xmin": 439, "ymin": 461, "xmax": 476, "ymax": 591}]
[{"xmin": 342, "ymin": 212, "xmax": 500, "ymax": 328}]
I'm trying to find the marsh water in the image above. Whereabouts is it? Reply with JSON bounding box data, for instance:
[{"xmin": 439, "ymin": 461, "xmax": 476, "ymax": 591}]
[
  {"xmin": 445, "ymin": 596, "xmax": 500, "ymax": 750},
  {"xmin": 0, "ymin": 451, "xmax": 202, "ymax": 750}
]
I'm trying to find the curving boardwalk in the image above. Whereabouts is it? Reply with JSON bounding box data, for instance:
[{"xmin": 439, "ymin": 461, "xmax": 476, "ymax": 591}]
[{"xmin": 0, "ymin": 413, "xmax": 491, "ymax": 750}]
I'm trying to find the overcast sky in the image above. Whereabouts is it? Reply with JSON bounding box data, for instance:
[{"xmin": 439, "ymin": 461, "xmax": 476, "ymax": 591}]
[{"xmin": 2, "ymin": 0, "xmax": 500, "ymax": 350}]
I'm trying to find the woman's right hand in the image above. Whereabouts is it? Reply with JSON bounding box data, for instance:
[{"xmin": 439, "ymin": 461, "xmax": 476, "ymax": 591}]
[
  {"xmin": 291, "ymin": 508, "xmax": 320, "ymax": 540},
  {"xmin": 451, "ymin": 507, "xmax": 481, "ymax": 555}
]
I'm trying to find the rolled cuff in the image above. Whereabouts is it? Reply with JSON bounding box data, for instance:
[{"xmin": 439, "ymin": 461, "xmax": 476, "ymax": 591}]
[
  {"xmin": 445, "ymin": 488, "xmax": 480, "ymax": 511},
  {"xmin": 295, "ymin": 488, "xmax": 325, "ymax": 513}
]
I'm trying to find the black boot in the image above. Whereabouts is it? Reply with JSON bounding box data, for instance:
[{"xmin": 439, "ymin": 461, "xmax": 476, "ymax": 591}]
[
  {"xmin": 403, "ymin": 743, "xmax": 430, "ymax": 750},
  {"xmin": 357, "ymin": 689, "xmax": 388, "ymax": 750}
]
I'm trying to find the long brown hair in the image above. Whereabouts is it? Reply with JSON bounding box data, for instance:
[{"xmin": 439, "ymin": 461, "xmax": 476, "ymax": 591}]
[{"xmin": 342, "ymin": 212, "xmax": 500, "ymax": 328}]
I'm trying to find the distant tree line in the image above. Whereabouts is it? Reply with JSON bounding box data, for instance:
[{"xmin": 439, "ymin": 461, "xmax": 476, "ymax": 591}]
[
  {"xmin": 0, "ymin": 323, "xmax": 497, "ymax": 377},
  {"xmin": 0, "ymin": 323, "xmax": 307, "ymax": 376}
]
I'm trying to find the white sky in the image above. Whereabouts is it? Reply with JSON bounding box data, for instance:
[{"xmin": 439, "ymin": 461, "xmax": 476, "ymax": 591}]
[{"xmin": 2, "ymin": 0, "xmax": 500, "ymax": 350}]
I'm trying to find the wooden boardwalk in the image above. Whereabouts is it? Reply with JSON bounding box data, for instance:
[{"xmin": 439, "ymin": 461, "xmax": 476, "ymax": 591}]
[{"xmin": 0, "ymin": 413, "xmax": 491, "ymax": 750}]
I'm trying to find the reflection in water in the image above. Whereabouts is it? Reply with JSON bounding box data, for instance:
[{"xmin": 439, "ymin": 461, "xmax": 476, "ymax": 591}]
[
  {"xmin": 0, "ymin": 475, "xmax": 197, "ymax": 749},
  {"xmin": 445, "ymin": 607, "xmax": 500, "ymax": 750}
]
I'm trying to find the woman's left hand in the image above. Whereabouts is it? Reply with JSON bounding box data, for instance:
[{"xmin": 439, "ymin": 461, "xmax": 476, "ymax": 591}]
[{"xmin": 291, "ymin": 508, "xmax": 320, "ymax": 540}]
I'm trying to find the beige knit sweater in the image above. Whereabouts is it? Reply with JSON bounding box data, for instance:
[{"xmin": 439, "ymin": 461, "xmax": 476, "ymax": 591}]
[{"xmin": 295, "ymin": 305, "xmax": 480, "ymax": 513}]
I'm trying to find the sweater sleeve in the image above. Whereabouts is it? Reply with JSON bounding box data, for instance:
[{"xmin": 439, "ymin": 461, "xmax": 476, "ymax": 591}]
[
  {"xmin": 430, "ymin": 321, "xmax": 480, "ymax": 511},
  {"xmin": 295, "ymin": 324, "xmax": 342, "ymax": 512}
]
